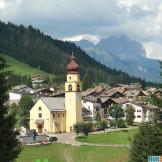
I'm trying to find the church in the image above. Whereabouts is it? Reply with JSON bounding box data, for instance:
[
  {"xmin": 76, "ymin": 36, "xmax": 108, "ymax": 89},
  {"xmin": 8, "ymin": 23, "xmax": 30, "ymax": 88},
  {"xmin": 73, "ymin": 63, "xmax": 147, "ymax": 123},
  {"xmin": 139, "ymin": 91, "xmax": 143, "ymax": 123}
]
[{"xmin": 30, "ymin": 53, "xmax": 82, "ymax": 133}]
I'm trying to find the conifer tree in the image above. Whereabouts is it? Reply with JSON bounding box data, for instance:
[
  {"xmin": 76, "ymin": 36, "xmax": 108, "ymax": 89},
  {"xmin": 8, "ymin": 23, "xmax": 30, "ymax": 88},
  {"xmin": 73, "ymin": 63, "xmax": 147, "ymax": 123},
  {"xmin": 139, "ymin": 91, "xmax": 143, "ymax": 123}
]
[
  {"xmin": 0, "ymin": 57, "xmax": 21, "ymax": 162},
  {"xmin": 82, "ymin": 72, "xmax": 93, "ymax": 90},
  {"xmin": 125, "ymin": 105, "xmax": 135, "ymax": 125},
  {"xmin": 19, "ymin": 95, "xmax": 34, "ymax": 128},
  {"xmin": 129, "ymin": 123, "xmax": 162, "ymax": 162}
]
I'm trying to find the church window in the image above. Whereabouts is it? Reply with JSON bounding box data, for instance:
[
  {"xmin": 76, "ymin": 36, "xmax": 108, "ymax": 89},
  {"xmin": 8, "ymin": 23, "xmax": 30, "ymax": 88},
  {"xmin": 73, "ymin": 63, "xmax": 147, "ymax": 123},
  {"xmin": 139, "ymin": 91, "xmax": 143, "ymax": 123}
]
[
  {"xmin": 38, "ymin": 113, "xmax": 42, "ymax": 118},
  {"xmin": 77, "ymin": 84, "xmax": 80, "ymax": 91},
  {"xmin": 58, "ymin": 113, "xmax": 60, "ymax": 118},
  {"xmin": 68, "ymin": 84, "xmax": 72, "ymax": 91},
  {"xmin": 63, "ymin": 113, "xmax": 64, "ymax": 117},
  {"xmin": 53, "ymin": 113, "xmax": 55, "ymax": 118},
  {"xmin": 69, "ymin": 76, "xmax": 71, "ymax": 80},
  {"xmin": 38, "ymin": 107, "xmax": 42, "ymax": 111}
]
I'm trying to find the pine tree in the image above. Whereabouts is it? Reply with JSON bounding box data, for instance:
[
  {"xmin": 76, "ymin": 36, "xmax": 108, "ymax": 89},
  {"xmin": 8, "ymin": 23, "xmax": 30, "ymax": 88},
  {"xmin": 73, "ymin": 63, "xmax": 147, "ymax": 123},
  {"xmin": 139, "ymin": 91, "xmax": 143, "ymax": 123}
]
[
  {"xmin": 96, "ymin": 111, "xmax": 101, "ymax": 122},
  {"xmin": 109, "ymin": 104, "xmax": 125, "ymax": 120},
  {"xmin": 0, "ymin": 57, "xmax": 21, "ymax": 162},
  {"xmin": 19, "ymin": 95, "xmax": 34, "ymax": 128},
  {"xmin": 129, "ymin": 123, "xmax": 162, "ymax": 162},
  {"xmin": 125, "ymin": 105, "xmax": 135, "ymax": 125},
  {"xmin": 82, "ymin": 72, "xmax": 93, "ymax": 90}
]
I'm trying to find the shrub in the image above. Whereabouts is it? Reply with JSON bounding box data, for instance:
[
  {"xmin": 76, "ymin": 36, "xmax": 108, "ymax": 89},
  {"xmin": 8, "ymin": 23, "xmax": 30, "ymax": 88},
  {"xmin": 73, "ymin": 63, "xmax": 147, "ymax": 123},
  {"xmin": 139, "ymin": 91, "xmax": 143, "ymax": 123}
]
[
  {"xmin": 99, "ymin": 120, "xmax": 108, "ymax": 130},
  {"xmin": 116, "ymin": 119, "xmax": 127, "ymax": 128},
  {"xmin": 110, "ymin": 120, "xmax": 116, "ymax": 128}
]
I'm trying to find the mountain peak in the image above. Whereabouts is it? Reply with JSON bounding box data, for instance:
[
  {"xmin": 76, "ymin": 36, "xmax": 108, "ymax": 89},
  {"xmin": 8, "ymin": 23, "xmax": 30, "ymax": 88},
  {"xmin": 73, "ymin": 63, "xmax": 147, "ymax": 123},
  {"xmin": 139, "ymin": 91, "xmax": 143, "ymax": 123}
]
[
  {"xmin": 96, "ymin": 35, "xmax": 146, "ymax": 59},
  {"xmin": 74, "ymin": 39, "xmax": 94, "ymax": 49},
  {"xmin": 73, "ymin": 34, "xmax": 160, "ymax": 82}
]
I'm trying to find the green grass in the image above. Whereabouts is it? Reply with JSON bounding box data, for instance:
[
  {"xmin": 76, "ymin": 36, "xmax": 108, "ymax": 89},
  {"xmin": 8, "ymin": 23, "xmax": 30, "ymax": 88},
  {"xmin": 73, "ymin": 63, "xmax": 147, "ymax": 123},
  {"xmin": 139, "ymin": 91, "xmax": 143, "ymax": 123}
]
[
  {"xmin": 16, "ymin": 144, "xmax": 128, "ymax": 162},
  {"xmin": 76, "ymin": 128, "xmax": 138, "ymax": 144},
  {"xmin": 0, "ymin": 54, "xmax": 54, "ymax": 77}
]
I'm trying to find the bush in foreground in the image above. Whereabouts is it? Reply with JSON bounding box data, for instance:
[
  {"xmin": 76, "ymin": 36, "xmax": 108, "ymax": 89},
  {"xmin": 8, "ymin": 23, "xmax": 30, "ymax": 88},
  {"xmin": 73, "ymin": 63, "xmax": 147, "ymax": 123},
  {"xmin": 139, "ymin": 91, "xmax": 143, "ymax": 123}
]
[{"xmin": 129, "ymin": 123, "xmax": 162, "ymax": 162}]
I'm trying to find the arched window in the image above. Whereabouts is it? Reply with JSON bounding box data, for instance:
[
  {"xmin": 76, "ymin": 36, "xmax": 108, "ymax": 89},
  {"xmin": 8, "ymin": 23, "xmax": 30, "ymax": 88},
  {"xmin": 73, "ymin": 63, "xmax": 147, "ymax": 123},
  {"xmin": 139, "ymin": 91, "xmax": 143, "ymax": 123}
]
[
  {"xmin": 77, "ymin": 84, "xmax": 80, "ymax": 91},
  {"xmin": 38, "ymin": 107, "xmax": 42, "ymax": 111},
  {"xmin": 68, "ymin": 84, "xmax": 72, "ymax": 91},
  {"xmin": 38, "ymin": 113, "xmax": 42, "ymax": 118}
]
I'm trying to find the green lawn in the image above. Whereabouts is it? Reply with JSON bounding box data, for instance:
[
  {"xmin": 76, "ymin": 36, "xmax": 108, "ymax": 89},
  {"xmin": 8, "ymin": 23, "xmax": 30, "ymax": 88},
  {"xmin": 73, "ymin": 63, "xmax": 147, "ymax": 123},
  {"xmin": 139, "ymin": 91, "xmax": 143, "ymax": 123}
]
[
  {"xmin": 16, "ymin": 144, "xmax": 128, "ymax": 162},
  {"xmin": 0, "ymin": 54, "xmax": 54, "ymax": 77},
  {"xmin": 76, "ymin": 128, "xmax": 138, "ymax": 144}
]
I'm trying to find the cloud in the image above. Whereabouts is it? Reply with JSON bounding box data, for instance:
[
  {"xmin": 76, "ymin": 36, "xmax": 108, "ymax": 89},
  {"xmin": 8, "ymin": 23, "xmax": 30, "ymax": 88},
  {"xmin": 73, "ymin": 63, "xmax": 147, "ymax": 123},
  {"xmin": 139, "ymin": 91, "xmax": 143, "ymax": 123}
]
[
  {"xmin": 62, "ymin": 34, "xmax": 100, "ymax": 44},
  {"xmin": 0, "ymin": 0, "xmax": 162, "ymax": 59},
  {"xmin": 143, "ymin": 42, "xmax": 162, "ymax": 61}
]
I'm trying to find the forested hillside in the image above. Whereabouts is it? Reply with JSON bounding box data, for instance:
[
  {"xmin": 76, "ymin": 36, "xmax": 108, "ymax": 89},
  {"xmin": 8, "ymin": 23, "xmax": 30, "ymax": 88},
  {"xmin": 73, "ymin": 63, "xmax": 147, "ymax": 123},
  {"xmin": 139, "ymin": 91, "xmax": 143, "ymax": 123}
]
[{"xmin": 0, "ymin": 21, "xmax": 156, "ymax": 87}]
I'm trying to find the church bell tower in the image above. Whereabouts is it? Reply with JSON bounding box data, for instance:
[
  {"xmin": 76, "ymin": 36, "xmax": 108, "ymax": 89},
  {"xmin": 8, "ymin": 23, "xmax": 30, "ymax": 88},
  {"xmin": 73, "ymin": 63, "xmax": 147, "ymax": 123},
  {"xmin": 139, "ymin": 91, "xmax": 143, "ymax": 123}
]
[{"xmin": 65, "ymin": 52, "xmax": 82, "ymax": 132}]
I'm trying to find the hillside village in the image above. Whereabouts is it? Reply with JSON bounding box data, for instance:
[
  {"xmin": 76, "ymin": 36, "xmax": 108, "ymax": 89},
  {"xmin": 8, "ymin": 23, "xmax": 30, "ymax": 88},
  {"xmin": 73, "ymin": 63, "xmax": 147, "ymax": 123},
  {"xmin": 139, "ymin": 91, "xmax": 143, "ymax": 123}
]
[{"xmin": 8, "ymin": 53, "xmax": 162, "ymax": 135}]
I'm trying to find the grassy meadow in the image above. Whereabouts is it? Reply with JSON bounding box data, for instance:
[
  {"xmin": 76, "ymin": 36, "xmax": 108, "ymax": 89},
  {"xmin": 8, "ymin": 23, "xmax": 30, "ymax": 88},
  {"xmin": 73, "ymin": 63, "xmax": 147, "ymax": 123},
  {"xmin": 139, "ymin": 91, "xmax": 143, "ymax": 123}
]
[
  {"xmin": 16, "ymin": 144, "xmax": 128, "ymax": 162},
  {"xmin": 0, "ymin": 54, "xmax": 54, "ymax": 77},
  {"xmin": 76, "ymin": 128, "xmax": 138, "ymax": 144}
]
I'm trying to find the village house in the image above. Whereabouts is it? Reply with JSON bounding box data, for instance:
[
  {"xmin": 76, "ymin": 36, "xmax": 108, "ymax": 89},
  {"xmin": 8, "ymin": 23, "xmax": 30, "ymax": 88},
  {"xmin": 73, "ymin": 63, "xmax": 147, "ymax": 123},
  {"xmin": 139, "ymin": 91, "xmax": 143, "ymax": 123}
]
[
  {"xmin": 82, "ymin": 96, "xmax": 103, "ymax": 120},
  {"xmin": 9, "ymin": 84, "xmax": 33, "ymax": 104},
  {"xmin": 32, "ymin": 79, "xmax": 48, "ymax": 89},
  {"xmin": 122, "ymin": 101, "xmax": 158, "ymax": 123},
  {"xmin": 124, "ymin": 90, "xmax": 148, "ymax": 100}
]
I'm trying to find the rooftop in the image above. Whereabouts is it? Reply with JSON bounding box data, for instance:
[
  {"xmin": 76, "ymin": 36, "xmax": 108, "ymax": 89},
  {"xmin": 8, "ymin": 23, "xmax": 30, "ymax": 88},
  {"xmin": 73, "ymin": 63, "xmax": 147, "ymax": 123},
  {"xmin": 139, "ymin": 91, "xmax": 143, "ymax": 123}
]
[{"xmin": 40, "ymin": 97, "xmax": 65, "ymax": 112}]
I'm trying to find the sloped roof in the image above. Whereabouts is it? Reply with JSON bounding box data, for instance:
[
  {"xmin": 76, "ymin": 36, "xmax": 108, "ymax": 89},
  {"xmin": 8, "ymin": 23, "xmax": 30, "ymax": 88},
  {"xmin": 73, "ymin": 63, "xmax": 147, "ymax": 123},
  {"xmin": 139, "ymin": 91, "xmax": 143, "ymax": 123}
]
[
  {"xmin": 101, "ymin": 89, "xmax": 123, "ymax": 97},
  {"xmin": 111, "ymin": 97, "xmax": 129, "ymax": 104},
  {"xmin": 124, "ymin": 101, "xmax": 158, "ymax": 110},
  {"xmin": 82, "ymin": 96, "xmax": 101, "ymax": 103},
  {"xmin": 40, "ymin": 97, "xmax": 65, "ymax": 112},
  {"xmin": 100, "ymin": 96, "xmax": 112, "ymax": 103},
  {"xmin": 12, "ymin": 84, "xmax": 33, "ymax": 93},
  {"xmin": 124, "ymin": 90, "xmax": 147, "ymax": 97}
]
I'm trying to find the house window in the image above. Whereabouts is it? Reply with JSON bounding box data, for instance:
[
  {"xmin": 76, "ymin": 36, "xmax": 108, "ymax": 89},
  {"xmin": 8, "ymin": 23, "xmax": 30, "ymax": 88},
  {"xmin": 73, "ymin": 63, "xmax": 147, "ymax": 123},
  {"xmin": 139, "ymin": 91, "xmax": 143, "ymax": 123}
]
[
  {"xmin": 38, "ymin": 107, "xmax": 42, "ymax": 111},
  {"xmin": 137, "ymin": 115, "xmax": 141, "ymax": 118},
  {"xmin": 137, "ymin": 110, "xmax": 141, "ymax": 112},
  {"xmin": 68, "ymin": 84, "xmax": 72, "ymax": 91},
  {"xmin": 58, "ymin": 113, "xmax": 60, "ymax": 118},
  {"xmin": 38, "ymin": 113, "xmax": 42, "ymax": 118}
]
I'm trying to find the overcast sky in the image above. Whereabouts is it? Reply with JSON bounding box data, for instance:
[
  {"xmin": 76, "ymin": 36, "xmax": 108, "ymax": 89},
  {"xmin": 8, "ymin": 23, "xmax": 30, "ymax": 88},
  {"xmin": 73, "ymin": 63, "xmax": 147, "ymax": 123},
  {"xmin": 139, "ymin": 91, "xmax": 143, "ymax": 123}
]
[{"xmin": 0, "ymin": 0, "xmax": 162, "ymax": 60}]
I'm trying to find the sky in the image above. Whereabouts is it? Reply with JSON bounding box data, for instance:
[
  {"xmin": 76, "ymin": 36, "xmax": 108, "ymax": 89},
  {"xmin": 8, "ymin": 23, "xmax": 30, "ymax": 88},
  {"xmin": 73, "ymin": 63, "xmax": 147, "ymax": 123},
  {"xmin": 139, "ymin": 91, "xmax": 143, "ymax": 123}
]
[{"xmin": 0, "ymin": 0, "xmax": 162, "ymax": 60}]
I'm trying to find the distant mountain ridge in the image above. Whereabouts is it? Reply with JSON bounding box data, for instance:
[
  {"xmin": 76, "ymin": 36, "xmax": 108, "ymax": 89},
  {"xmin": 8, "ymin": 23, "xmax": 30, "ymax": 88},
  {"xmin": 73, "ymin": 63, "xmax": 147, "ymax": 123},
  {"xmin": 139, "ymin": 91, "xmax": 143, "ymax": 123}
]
[{"xmin": 74, "ymin": 35, "xmax": 161, "ymax": 82}]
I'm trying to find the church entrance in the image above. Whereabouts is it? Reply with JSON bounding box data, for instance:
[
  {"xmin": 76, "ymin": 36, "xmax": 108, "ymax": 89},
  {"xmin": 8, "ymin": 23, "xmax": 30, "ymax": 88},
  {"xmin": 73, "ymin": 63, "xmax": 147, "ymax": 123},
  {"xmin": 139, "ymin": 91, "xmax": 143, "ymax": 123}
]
[{"xmin": 37, "ymin": 124, "xmax": 43, "ymax": 134}]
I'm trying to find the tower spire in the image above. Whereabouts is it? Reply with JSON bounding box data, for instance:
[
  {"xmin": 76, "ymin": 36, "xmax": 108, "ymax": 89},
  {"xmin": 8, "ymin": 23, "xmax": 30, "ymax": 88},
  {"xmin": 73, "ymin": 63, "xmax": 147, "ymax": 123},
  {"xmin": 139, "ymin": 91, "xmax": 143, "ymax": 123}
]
[{"xmin": 67, "ymin": 51, "xmax": 79, "ymax": 73}]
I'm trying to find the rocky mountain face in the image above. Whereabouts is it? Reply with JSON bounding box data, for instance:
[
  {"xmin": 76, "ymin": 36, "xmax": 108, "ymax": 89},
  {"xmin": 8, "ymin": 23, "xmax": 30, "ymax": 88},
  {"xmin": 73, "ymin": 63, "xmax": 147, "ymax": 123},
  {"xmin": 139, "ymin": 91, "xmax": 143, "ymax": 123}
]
[{"xmin": 74, "ymin": 35, "xmax": 161, "ymax": 82}]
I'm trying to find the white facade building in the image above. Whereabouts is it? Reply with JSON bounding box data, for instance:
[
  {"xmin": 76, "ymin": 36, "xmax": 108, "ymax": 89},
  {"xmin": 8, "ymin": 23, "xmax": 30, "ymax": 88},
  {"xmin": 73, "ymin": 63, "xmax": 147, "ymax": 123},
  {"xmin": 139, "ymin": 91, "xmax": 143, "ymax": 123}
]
[
  {"xmin": 82, "ymin": 97, "xmax": 103, "ymax": 119},
  {"xmin": 122, "ymin": 102, "xmax": 158, "ymax": 123},
  {"xmin": 9, "ymin": 92, "xmax": 22, "ymax": 105}
]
